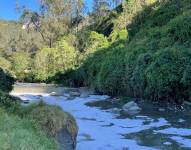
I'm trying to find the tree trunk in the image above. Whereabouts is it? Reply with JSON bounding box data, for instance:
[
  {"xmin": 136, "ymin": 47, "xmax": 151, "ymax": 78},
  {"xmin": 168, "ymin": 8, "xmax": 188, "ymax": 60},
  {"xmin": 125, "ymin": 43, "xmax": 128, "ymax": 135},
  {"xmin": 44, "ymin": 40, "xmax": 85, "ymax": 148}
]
[{"xmin": 49, "ymin": 39, "xmax": 52, "ymax": 48}]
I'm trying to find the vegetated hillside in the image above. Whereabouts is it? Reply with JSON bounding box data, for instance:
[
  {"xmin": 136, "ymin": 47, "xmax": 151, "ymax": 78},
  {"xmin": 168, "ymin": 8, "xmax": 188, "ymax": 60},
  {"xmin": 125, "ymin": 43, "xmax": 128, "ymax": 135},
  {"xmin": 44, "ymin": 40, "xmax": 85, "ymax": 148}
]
[
  {"xmin": 0, "ymin": 20, "xmax": 43, "ymax": 54},
  {"xmin": 0, "ymin": 20, "xmax": 43, "ymax": 81},
  {"xmin": 1, "ymin": 0, "xmax": 190, "ymax": 104},
  {"xmin": 58, "ymin": 0, "xmax": 191, "ymax": 103}
]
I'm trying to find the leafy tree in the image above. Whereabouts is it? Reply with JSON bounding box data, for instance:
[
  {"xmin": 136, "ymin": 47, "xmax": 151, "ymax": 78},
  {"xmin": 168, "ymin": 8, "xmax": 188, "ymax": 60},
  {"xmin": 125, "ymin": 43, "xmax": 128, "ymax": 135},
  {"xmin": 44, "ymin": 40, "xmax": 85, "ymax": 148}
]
[
  {"xmin": 33, "ymin": 37, "xmax": 78, "ymax": 81},
  {"xmin": 21, "ymin": 0, "xmax": 85, "ymax": 48},
  {"xmin": 92, "ymin": 0, "xmax": 110, "ymax": 21},
  {"xmin": 10, "ymin": 52, "xmax": 31, "ymax": 81},
  {"xmin": 84, "ymin": 31, "xmax": 109, "ymax": 57},
  {"xmin": 0, "ymin": 57, "xmax": 11, "ymax": 72},
  {"xmin": 0, "ymin": 20, "xmax": 42, "ymax": 54}
]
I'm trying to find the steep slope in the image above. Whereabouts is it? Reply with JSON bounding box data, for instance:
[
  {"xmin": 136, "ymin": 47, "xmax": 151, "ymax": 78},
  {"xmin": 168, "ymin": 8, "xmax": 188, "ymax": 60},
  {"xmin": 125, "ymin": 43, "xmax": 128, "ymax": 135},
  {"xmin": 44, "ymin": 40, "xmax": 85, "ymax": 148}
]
[{"xmin": 62, "ymin": 0, "xmax": 191, "ymax": 103}]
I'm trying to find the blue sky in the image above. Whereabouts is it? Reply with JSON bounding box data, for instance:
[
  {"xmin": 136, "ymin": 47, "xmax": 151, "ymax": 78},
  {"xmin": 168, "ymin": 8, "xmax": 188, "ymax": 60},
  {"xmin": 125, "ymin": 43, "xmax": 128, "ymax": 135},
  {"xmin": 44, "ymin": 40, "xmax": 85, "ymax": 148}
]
[{"xmin": 0, "ymin": 0, "xmax": 93, "ymax": 21}]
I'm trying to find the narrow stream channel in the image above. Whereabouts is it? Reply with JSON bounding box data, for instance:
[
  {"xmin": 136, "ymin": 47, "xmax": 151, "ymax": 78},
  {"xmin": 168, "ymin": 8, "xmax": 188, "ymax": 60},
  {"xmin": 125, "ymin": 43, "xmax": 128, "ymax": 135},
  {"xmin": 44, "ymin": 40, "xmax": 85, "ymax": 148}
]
[{"xmin": 11, "ymin": 83, "xmax": 191, "ymax": 150}]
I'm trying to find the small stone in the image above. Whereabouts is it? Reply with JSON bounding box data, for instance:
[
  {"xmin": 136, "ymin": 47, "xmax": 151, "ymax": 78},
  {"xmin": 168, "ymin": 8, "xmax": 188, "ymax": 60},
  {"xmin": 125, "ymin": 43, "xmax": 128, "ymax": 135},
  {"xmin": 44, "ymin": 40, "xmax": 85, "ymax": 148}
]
[
  {"xmin": 69, "ymin": 91, "xmax": 81, "ymax": 97},
  {"xmin": 122, "ymin": 101, "xmax": 141, "ymax": 115}
]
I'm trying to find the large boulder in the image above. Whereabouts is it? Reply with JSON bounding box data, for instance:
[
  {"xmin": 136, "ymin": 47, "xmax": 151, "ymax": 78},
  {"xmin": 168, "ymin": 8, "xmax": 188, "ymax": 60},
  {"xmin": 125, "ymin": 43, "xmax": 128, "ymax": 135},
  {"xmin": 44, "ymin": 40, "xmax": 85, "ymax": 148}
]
[{"xmin": 122, "ymin": 101, "xmax": 141, "ymax": 115}]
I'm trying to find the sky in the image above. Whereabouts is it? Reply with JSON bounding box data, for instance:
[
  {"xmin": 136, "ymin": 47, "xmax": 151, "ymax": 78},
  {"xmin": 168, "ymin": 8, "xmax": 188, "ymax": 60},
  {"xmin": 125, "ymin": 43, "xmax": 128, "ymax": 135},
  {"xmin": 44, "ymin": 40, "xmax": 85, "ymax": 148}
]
[{"xmin": 0, "ymin": 0, "xmax": 93, "ymax": 21}]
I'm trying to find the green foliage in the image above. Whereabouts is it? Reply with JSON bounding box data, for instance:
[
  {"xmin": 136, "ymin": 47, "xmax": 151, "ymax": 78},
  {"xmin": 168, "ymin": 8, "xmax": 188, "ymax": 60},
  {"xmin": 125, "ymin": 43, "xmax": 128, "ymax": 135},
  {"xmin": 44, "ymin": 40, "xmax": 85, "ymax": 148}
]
[
  {"xmin": 0, "ymin": 57, "xmax": 11, "ymax": 72},
  {"xmin": 166, "ymin": 10, "xmax": 191, "ymax": 46},
  {"xmin": 18, "ymin": 102, "xmax": 78, "ymax": 146},
  {"xmin": 144, "ymin": 48, "xmax": 189, "ymax": 102},
  {"xmin": 33, "ymin": 37, "xmax": 78, "ymax": 81},
  {"xmin": 10, "ymin": 52, "xmax": 32, "ymax": 81},
  {"xmin": 0, "ymin": 92, "xmax": 20, "ymax": 113},
  {"xmin": 58, "ymin": 0, "xmax": 191, "ymax": 103},
  {"xmin": 109, "ymin": 29, "xmax": 128, "ymax": 42},
  {"xmin": 0, "ymin": 68, "xmax": 14, "ymax": 93},
  {"xmin": 2, "ymin": 0, "xmax": 191, "ymax": 104},
  {"xmin": 29, "ymin": 103, "xmax": 77, "ymax": 137},
  {"xmin": 0, "ymin": 108, "xmax": 58, "ymax": 150},
  {"xmin": 0, "ymin": 20, "xmax": 43, "ymax": 54},
  {"xmin": 0, "ymin": 67, "xmax": 17, "ymax": 112},
  {"xmin": 84, "ymin": 31, "xmax": 109, "ymax": 55},
  {"xmin": 78, "ymin": 40, "xmax": 126, "ymax": 95}
]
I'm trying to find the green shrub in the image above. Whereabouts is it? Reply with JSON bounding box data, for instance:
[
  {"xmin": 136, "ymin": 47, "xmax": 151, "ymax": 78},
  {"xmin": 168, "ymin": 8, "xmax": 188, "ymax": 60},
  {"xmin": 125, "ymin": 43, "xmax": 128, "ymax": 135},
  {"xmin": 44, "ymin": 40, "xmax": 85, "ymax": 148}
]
[
  {"xmin": 0, "ymin": 92, "xmax": 19, "ymax": 112},
  {"xmin": 48, "ymin": 69, "xmax": 85, "ymax": 87},
  {"xmin": 109, "ymin": 29, "xmax": 128, "ymax": 42},
  {"xmin": 0, "ymin": 68, "xmax": 15, "ymax": 93},
  {"xmin": 166, "ymin": 10, "xmax": 191, "ymax": 46},
  {"xmin": 64, "ymin": 0, "xmax": 191, "ymax": 103},
  {"xmin": 0, "ymin": 57, "xmax": 11, "ymax": 72},
  {"xmin": 18, "ymin": 102, "xmax": 78, "ymax": 146},
  {"xmin": 10, "ymin": 52, "xmax": 32, "ymax": 81},
  {"xmin": 84, "ymin": 31, "xmax": 109, "ymax": 57},
  {"xmin": 33, "ymin": 38, "xmax": 78, "ymax": 81},
  {"xmin": 144, "ymin": 48, "xmax": 188, "ymax": 102},
  {"xmin": 0, "ymin": 108, "xmax": 58, "ymax": 150}
]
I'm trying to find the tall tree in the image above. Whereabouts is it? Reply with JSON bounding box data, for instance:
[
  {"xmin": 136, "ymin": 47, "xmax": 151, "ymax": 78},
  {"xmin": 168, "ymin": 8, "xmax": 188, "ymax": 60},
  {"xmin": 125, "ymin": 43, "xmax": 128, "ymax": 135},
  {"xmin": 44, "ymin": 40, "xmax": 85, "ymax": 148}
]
[
  {"xmin": 92, "ymin": 0, "xmax": 110, "ymax": 19},
  {"xmin": 112, "ymin": 0, "xmax": 123, "ymax": 7},
  {"xmin": 20, "ymin": 0, "xmax": 85, "ymax": 48}
]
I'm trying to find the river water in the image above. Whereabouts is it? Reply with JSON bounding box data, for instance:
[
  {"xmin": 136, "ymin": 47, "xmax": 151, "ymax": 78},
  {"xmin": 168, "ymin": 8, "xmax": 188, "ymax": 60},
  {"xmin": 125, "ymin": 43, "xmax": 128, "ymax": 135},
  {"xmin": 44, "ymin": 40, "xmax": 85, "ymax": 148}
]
[{"xmin": 11, "ymin": 83, "xmax": 191, "ymax": 150}]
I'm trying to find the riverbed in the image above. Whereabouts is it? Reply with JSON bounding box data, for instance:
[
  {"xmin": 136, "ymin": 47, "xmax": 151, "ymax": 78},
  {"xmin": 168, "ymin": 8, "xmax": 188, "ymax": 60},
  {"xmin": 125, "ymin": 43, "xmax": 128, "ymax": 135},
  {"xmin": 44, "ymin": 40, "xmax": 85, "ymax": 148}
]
[{"xmin": 11, "ymin": 83, "xmax": 191, "ymax": 150}]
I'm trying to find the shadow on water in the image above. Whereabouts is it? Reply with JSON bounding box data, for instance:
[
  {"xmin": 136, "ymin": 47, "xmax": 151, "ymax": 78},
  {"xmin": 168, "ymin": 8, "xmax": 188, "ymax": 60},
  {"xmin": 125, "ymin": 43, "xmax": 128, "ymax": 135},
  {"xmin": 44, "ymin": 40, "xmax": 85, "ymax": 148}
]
[{"xmin": 86, "ymin": 98, "xmax": 191, "ymax": 150}]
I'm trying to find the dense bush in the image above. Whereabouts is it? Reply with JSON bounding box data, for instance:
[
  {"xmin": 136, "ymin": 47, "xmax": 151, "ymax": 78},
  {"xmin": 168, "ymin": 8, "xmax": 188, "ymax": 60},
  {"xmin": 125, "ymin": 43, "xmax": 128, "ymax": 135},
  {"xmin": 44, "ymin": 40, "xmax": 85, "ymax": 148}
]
[
  {"xmin": 0, "ymin": 57, "xmax": 11, "ymax": 72},
  {"xmin": 2, "ymin": 0, "xmax": 191, "ymax": 104},
  {"xmin": 58, "ymin": 0, "xmax": 191, "ymax": 103},
  {"xmin": 0, "ymin": 68, "xmax": 14, "ymax": 92},
  {"xmin": 83, "ymin": 31, "xmax": 109, "ymax": 57},
  {"xmin": 109, "ymin": 29, "xmax": 128, "ymax": 42},
  {"xmin": 0, "ymin": 108, "xmax": 58, "ymax": 150},
  {"xmin": 0, "ymin": 92, "xmax": 19, "ymax": 112},
  {"xmin": 80, "ymin": 40, "xmax": 127, "ymax": 95},
  {"xmin": 18, "ymin": 102, "xmax": 78, "ymax": 147},
  {"xmin": 33, "ymin": 37, "xmax": 78, "ymax": 81},
  {"xmin": 10, "ymin": 52, "xmax": 32, "ymax": 81}
]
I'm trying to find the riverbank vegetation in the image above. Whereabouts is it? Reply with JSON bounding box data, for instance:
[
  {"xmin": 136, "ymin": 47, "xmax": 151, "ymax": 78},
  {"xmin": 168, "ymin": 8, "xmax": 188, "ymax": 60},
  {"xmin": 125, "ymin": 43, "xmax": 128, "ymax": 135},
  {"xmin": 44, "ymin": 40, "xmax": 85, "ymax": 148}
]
[
  {"xmin": 0, "ymin": 69, "xmax": 78, "ymax": 149},
  {"xmin": 0, "ymin": 0, "xmax": 191, "ymax": 104}
]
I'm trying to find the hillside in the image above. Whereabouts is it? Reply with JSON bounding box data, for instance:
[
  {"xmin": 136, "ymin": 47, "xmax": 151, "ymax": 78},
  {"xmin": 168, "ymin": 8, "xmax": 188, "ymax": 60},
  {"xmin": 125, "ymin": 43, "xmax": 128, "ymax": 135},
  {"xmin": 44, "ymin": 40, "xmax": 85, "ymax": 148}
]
[
  {"xmin": 57, "ymin": 0, "xmax": 191, "ymax": 103},
  {"xmin": 0, "ymin": 0, "xmax": 190, "ymax": 104},
  {"xmin": 0, "ymin": 20, "xmax": 43, "ymax": 55}
]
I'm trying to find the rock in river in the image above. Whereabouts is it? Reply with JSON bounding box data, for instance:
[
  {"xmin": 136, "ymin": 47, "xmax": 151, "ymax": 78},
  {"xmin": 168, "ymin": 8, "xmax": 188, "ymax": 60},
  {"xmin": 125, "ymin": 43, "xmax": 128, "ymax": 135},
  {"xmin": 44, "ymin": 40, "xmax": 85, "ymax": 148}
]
[
  {"xmin": 69, "ymin": 91, "xmax": 81, "ymax": 97},
  {"xmin": 123, "ymin": 101, "xmax": 142, "ymax": 115}
]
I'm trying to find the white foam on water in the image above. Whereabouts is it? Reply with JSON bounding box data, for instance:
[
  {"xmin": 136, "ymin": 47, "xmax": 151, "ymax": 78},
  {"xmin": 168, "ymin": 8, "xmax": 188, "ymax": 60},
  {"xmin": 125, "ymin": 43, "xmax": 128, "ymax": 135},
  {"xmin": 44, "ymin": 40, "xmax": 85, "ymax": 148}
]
[
  {"xmin": 163, "ymin": 142, "xmax": 172, "ymax": 145},
  {"xmin": 13, "ymin": 93, "xmax": 191, "ymax": 150},
  {"xmin": 170, "ymin": 136, "xmax": 191, "ymax": 148},
  {"xmin": 155, "ymin": 127, "xmax": 191, "ymax": 136}
]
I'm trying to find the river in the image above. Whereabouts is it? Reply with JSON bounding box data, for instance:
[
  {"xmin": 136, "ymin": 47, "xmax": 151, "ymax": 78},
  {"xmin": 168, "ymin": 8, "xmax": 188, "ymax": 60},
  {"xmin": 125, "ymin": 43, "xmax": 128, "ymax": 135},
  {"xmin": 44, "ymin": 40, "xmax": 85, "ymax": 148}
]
[{"xmin": 11, "ymin": 83, "xmax": 191, "ymax": 150}]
